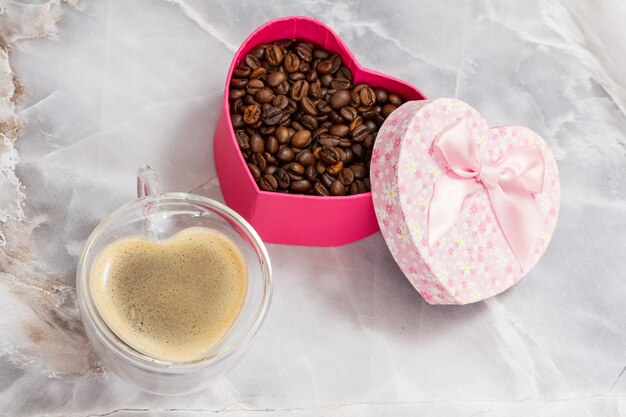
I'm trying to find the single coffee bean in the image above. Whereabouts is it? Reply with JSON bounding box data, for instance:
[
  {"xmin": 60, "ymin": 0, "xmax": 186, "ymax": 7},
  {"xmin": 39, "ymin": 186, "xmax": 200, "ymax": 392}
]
[
  {"xmin": 265, "ymin": 44, "xmax": 284, "ymax": 66},
  {"xmin": 338, "ymin": 65, "xmax": 352, "ymax": 82},
  {"xmin": 349, "ymin": 115, "xmax": 363, "ymax": 132},
  {"xmin": 320, "ymin": 173, "xmax": 335, "ymax": 189},
  {"xmin": 291, "ymin": 80, "xmax": 309, "ymax": 101},
  {"xmin": 388, "ymin": 93, "xmax": 403, "ymax": 106},
  {"xmin": 274, "ymin": 168, "xmax": 290, "ymax": 189},
  {"xmin": 306, "ymin": 69, "xmax": 318, "ymax": 82},
  {"xmin": 330, "ymin": 180, "xmax": 346, "ymax": 196},
  {"xmin": 365, "ymin": 120, "xmax": 377, "ymax": 133},
  {"xmin": 329, "ymin": 111, "xmax": 344, "ymax": 124},
  {"xmin": 305, "ymin": 165, "xmax": 317, "ymax": 181},
  {"xmin": 244, "ymin": 54, "xmax": 261, "ymax": 70},
  {"xmin": 272, "ymin": 94, "xmax": 289, "ymax": 110},
  {"xmin": 330, "ymin": 77, "xmax": 351, "ymax": 90},
  {"xmin": 327, "ymin": 160, "xmax": 343, "ymax": 176},
  {"xmin": 296, "ymin": 149, "xmax": 316, "ymax": 166},
  {"xmin": 243, "ymin": 104, "xmax": 261, "ymax": 125},
  {"xmin": 350, "ymin": 179, "xmax": 368, "ymax": 194},
  {"xmin": 258, "ymin": 174, "xmax": 278, "ymax": 191},
  {"xmin": 246, "ymin": 78, "xmax": 264, "ymax": 95},
  {"xmin": 247, "ymin": 163, "xmax": 262, "ymax": 181},
  {"xmin": 351, "ymin": 144, "xmax": 365, "ymax": 161},
  {"xmin": 291, "ymin": 129, "xmax": 312, "ymax": 148},
  {"xmin": 359, "ymin": 86, "xmax": 376, "ymax": 107},
  {"xmin": 329, "ymin": 90, "xmax": 351, "ymax": 109},
  {"xmin": 342, "ymin": 148, "xmax": 354, "ymax": 164},
  {"xmin": 364, "ymin": 134, "xmax": 375, "ymax": 149},
  {"xmin": 233, "ymin": 66, "xmax": 251, "ymax": 78},
  {"xmin": 235, "ymin": 130, "xmax": 250, "ymax": 151},
  {"xmin": 229, "ymin": 89, "xmax": 246, "ymax": 100},
  {"xmin": 375, "ymin": 88, "xmax": 388, "ymax": 103},
  {"xmin": 264, "ymin": 151, "xmax": 277, "ymax": 165},
  {"xmin": 339, "ymin": 106, "xmax": 357, "ymax": 122},
  {"xmin": 313, "ymin": 48, "xmax": 331, "ymax": 59},
  {"xmin": 242, "ymin": 94, "xmax": 255, "ymax": 105},
  {"xmin": 318, "ymin": 134, "xmax": 340, "ymax": 147},
  {"xmin": 309, "ymin": 80, "xmax": 322, "ymax": 99},
  {"xmin": 264, "ymin": 136, "xmax": 278, "ymax": 154},
  {"xmin": 250, "ymin": 45, "xmax": 266, "ymax": 59},
  {"xmin": 232, "ymin": 98, "xmax": 245, "ymax": 114},
  {"xmin": 338, "ymin": 138, "xmax": 352, "ymax": 148},
  {"xmin": 316, "ymin": 100, "xmax": 332, "ymax": 114},
  {"xmin": 294, "ymin": 42, "xmax": 313, "ymax": 62},
  {"xmin": 250, "ymin": 67, "xmax": 267, "ymax": 79},
  {"xmin": 287, "ymin": 162, "xmax": 305, "ymax": 177},
  {"xmin": 351, "ymin": 124, "xmax": 369, "ymax": 142},
  {"xmin": 381, "ymin": 103, "xmax": 397, "ymax": 117},
  {"xmin": 255, "ymin": 87, "xmax": 275, "ymax": 104},
  {"xmin": 250, "ymin": 134, "xmax": 265, "ymax": 153},
  {"xmin": 338, "ymin": 167, "xmax": 354, "ymax": 185},
  {"xmin": 274, "ymin": 38, "xmax": 294, "ymax": 48},
  {"xmin": 231, "ymin": 113, "xmax": 244, "ymax": 129},
  {"xmin": 230, "ymin": 78, "xmax": 248, "ymax": 88},
  {"xmin": 320, "ymin": 73, "xmax": 333, "ymax": 87},
  {"xmin": 289, "ymin": 179, "xmax": 310, "ymax": 193},
  {"xmin": 262, "ymin": 106, "xmax": 283, "ymax": 126},
  {"xmin": 328, "ymin": 54, "xmax": 342, "ymax": 73},
  {"xmin": 329, "ymin": 124, "xmax": 350, "ymax": 137},
  {"xmin": 284, "ymin": 52, "xmax": 300, "ymax": 73},
  {"xmin": 317, "ymin": 59, "xmax": 334, "ymax": 74},
  {"xmin": 320, "ymin": 146, "xmax": 340, "ymax": 164},
  {"xmin": 300, "ymin": 97, "xmax": 318, "ymax": 116},
  {"xmin": 277, "ymin": 146, "xmax": 295, "ymax": 162},
  {"xmin": 259, "ymin": 126, "xmax": 275, "ymax": 136},
  {"xmin": 350, "ymin": 164, "xmax": 367, "ymax": 179},
  {"xmin": 274, "ymin": 80, "xmax": 290, "ymax": 95},
  {"xmin": 275, "ymin": 126, "xmax": 291, "ymax": 144},
  {"xmin": 251, "ymin": 153, "xmax": 267, "ymax": 171},
  {"xmin": 264, "ymin": 165, "xmax": 278, "ymax": 175},
  {"xmin": 289, "ymin": 71, "xmax": 306, "ymax": 82},
  {"xmin": 267, "ymin": 71, "xmax": 286, "ymax": 87},
  {"xmin": 300, "ymin": 114, "xmax": 318, "ymax": 131}
]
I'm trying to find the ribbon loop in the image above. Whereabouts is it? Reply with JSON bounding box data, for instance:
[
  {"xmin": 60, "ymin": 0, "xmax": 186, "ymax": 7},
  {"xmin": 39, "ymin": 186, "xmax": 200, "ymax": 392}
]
[{"xmin": 427, "ymin": 119, "xmax": 545, "ymax": 271}]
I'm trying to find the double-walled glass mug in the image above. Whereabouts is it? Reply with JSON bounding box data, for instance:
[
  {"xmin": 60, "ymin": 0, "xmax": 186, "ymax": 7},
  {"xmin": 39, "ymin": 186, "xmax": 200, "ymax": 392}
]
[{"xmin": 76, "ymin": 166, "xmax": 273, "ymax": 395}]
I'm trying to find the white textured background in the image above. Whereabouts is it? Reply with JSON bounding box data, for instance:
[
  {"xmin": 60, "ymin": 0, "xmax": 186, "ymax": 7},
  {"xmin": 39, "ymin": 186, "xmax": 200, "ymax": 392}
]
[{"xmin": 0, "ymin": 1, "xmax": 625, "ymax": 416}]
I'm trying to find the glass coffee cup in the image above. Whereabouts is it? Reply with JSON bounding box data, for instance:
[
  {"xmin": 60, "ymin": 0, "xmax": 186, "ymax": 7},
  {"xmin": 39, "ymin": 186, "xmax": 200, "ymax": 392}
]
[{"xmin": 76, "ymin": 166, "xmax": 273, "ymax": 395}]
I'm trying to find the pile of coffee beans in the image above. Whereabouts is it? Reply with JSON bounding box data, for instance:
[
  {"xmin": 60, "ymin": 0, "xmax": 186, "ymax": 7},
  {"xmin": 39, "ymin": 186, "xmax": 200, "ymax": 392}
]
[{"xmin": 228, "ymin": 39, "xmax": 404, "ymax": 196}]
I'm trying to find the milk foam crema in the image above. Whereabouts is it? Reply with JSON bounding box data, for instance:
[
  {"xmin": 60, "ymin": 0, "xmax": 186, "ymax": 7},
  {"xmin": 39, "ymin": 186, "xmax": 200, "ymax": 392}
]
[{"xmin": 91, "ymin": 227, "xmax": 248, "ymax": 363}]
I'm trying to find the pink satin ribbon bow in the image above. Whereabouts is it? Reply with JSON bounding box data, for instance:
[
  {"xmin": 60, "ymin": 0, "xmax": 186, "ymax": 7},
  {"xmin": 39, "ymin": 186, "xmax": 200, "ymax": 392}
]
[{"xmin": 428, "ymin": 119, "xmax": 545, "ymax": 271}]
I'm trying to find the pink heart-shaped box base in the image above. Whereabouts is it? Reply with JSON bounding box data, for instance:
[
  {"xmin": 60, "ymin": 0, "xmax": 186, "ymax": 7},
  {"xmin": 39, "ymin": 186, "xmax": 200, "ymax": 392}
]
[{"xmin": 213, "ymin": 16, "xmax": 426, "ymax": 246}]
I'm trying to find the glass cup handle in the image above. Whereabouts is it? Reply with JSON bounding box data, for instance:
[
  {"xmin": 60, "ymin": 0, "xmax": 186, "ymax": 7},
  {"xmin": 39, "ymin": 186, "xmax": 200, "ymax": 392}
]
[{"xmin": 137, "ymin": 165, "xmax": 161, "ymax": 198}]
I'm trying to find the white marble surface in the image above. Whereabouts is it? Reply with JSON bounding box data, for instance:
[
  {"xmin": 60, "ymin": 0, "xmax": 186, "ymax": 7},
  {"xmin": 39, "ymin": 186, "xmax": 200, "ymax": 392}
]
[{"xmin": 1, "ymin": 0, "xmax": 626, "ymax": 415}]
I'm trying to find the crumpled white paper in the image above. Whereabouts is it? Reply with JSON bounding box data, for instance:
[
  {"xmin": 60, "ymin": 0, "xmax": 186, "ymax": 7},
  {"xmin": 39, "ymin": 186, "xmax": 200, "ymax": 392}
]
[{"xmin": 1, "ymin": 0, "xmax": 625, "ymax": 416}]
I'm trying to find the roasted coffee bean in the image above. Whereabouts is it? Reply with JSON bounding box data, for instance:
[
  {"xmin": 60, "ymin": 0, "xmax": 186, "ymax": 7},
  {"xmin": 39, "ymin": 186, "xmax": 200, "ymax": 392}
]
[
  {"xmin": 266, "ymin": 136, "xmax": 279, "ymax": 154},
  {"xmin": 289, "ymin": 71, "xmax": 306, "ymax": 82},
  {"xmin": 290, "ymin": 179, "xmax": 311, "ymax": 193},
  {"xmin": 388, "ymin": 93, "xmax": 403, "ymax": 106},
  {"xmin": 351, "ymin": 124, "xmax": 369, "ymax": 142},
  {"xmin": 365, "ymin": 120, "xmax": 378, "ymax": 133},
  {"xmin": 342, "ymin": 148, "xmax": 354, "ymax": 164},
  {"xmin": 328, "ymin": 54, "xmax": 342, "ymax": 74},
  {"xmin": 255, "ymin": 87, "xmax": 275, "ymax": 104},
  {"xmin": 231, "ymin": 113, "xmax": 244, "ymax": 129},
  {"xmin": 312, "ymin": 126, "xmax": 329, "ymax": 139},
  {"xmin": 284, "ymin": 52, "xmax": 300, "ymax": 72},
  {"xmin": 339, "ymin": 106, "xmax": 358, "ymax": 122},
  {"xmin": 359, "ymin": 86, "xmax": 376, "ymax": 107},
  {"xmin": 375, "ymin": 88, "xmax": 388, "ymax": 103},
  {"xmin": 250, "ymin": 45, "xmax": 265, "ymax": 59},
  {"xmin": 291, "ymin": 129, "xmax": 312, "ymax": 148},
  {"xmin": 349, "ymin": 116, "xmax": 363, "ymax": 132},
  {"xmin": 320, "ymin": 146, "xmax": 340, "ymax": 164},
  {"xmin": 318, "ymin": 134, "xmax": 340, "ymax": 147},
  {"xmin": 350, "ymin": 179, "xmax": 368, "ymax": 194},
  {"xmin": 233, "ymin": 66, "xmax": 251, "ymax": 78},
  {"xmin": 259, "ymin": 126, "xmax": 275, "ymax": 136},
  {"xmin": 313, "ymin": 48, "xmax": 331, "ymax": 59},
  {"xmin": 300, "ymin": 114, "xmax": 318, "ymax": 131},
  {"xmin": 350, "ymin": 164, "xmax": 367, "ymax": 179},
  {"xmin": 329, "ymin": 90, "xmax": 351, "ymax": 109},
  {"xmin": 305, "ymin": 165, "xmax": 318, "ymax": 181},
  {"xmin": 309, "ymin": 80, "xmax": 322, "ymax": 99},
  {"xmin": 262, "ymin": 106, "xmax": 283, "ymax": 126},
  {"xmin": 287, "ymin": 162, "xmax": 305, "ymax": 177},
  {"xmin": 247, "ymin": 163, "xmax": 262, "ymax": 181},
  {"xmin": 244, "ymin": 54, "xmax": 261, "ymax": 70},
  {"xmin": 267, "ymin": 71, "xmax": 286, "ymax": 87},
  {"xmin": 316, "ymin": 100, "xmax": 332, "ymax": 114},
  {"xmin": 329, "ymin": 124, "xmax": 350, "ymax": 137},
  {"xmin": 235, "ymin": 130, "xmax": 250, "ymax": 151},
  {"xmin": 265, "ymin": 44, "xmax": 284, "ymax": 66},
  {"xmin": 230, "ymin": 78, "xmax": 248, "ymax": 88},
  {"xmin": 258, "ymin": 174, "xmax": 278, "ymax": 191},
  {"xmin": 329, "ymin": 111, "xmax": 344, "ymax": 124},
  {"xmin": 243, "ymin": 104, "xmax": 261, "ymax": 125},
  {"xmin": 294, "ymin": 42, "xmax": 313, "ymax": 62},
  {"xmin": 364, "ymin": 134, "xmax": 375, "ymax": 149},
  {"xmin": 330, "ymin": 180, "xmax": 346, "ymax": 196},
  {"xmin": 242, "ymin": 94, "xmax": 255, "ymax": 105},
  {"xmin": 337, "ymin": 65, "xmax": 353, "ymax": 81},
  {"xmin": 301, "ymin": 97, "xmax": 318, "ymax": 116},
  {"xmin": 250, "ymin": 67, "xmax": 266, "ymax": 79},
  {"xmin": 330, "ymin": 77, "xmax": 351, "ymax": 90},
  {"xmin": 320, "ymin": 173, "xmax": 335, "ymax": 189},
  {"xmin": 290, "ymin": 80, "xmax": 309, "ymax": 101},
  {"xmin": 316, "ymin": 58, "xmax": 334, "ymax": 74},
  {"xmin": 313, "ymin": 181, "xmax": 330, "ymax": 196},
  {"xmin": 351, "ymin": 143, "xmax": 365, "ymax": 161},
  {"xmin": 275, "ymin": 126, "xmax": 291, "ymax": 144},
  {"xmin": 277, "ymin": 146, "xmax": 295, "ymax": 162},
  {"xmin": 264, "ymin": 152, "xmax": 277, "ymax": 165},
  {"xmin": 229, "ymin": 89, "xmax": 246, "ymax": 100},
  {"xmin": 315, "ymin": 160, "xmax": 327, "ymax": 175},
  {"xmin": 251, "ymin": 153, "xmax": 267, "ymax": 171},
  {"xmin": 296, "ymin": 149, "xmax": 316, "ymax": 166},
  {"xmin": 381, "ymin": 103, "xmax": 397, "ymax": 117},
  {"xmin": 272, "ymin": 94, "xmax": 289, "ymax": 110},
  {"xmin": 246, "ymin": 78, "xmax": 264, "ymax": 95},
  {"xmin": 274, "ymin": 38, "xmax": 294, "ymax": 48},
  {"xmin": 327, "ymin": 161, "xmax": 343, "ymax": 176},
  {"xmin": 320, "ymin": 73, "xmax": 333, "ymax": 87},
  {"xmin": 338, "ymin": 167, "xmax": 354, "ymax": 185},
  {"xmin": 274, "ymin": 80, "xmax": 290, "ymax": 95},
  {"xmin": 274, "ymin": 168, "xmax": 290, "ymax": 189},
  {"xmin": 250, "ymin": 134, "xmax": 265, "ymax": 153},
  {"xmin": 264, "ymin": 165, "xmax": 278, "ymax": 176}
]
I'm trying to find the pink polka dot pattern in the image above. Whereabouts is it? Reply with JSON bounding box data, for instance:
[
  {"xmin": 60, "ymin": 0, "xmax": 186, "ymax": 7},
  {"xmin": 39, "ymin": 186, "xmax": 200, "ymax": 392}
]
[{"xmin": 371, "ymin": 99, "xmax": 560, "ymax": 305}]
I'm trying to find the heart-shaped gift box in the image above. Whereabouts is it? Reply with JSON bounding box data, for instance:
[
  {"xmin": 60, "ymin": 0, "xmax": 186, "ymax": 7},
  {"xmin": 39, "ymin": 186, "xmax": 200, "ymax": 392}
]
[
  {"xmin": 371, "ymin": 98, "xmax": 560, "ymax": 304},
  {"xmin": 213, "ymin": 16, "xmax": 426, "ymax": 246}
]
